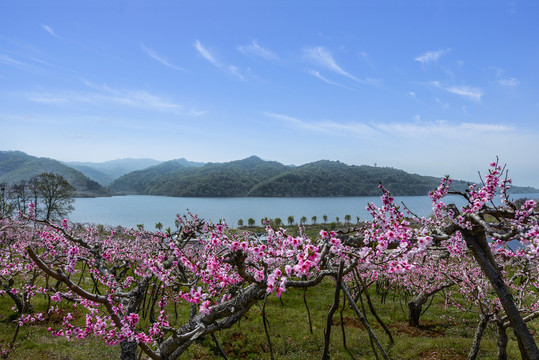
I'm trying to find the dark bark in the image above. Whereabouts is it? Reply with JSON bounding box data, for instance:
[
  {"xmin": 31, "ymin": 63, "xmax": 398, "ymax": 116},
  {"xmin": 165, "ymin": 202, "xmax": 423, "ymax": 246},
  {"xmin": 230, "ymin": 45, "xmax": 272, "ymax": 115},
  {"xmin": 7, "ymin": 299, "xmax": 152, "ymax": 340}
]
[
  {"xmin": 157, "ymin": 284, "xmax": 266, "ymax": 360},
  {"xmin": 211, "ymin": 333, "xmax": 229, "ymax": 360},
  {"xmin": 322, "ymin": 262, "xmax": 344, "ymax": 360},
  {"xmin": 408, "ymin": 294, "xmax": 427, "ymax": 328},
  {"xmin": 341, "ymin": 282, "xmax": 390, "ymax": 360},
  {"xmin": 467, "ymin": 313, "xmax": 490, "ymax": 360},
  {"xmin": 355, "ymin": 271, "xmax": 393, "ymax": 343},
  {"xmin": 261, "ymin": 294, "xmax": 274, "ymax": 360},
  {"xmin": 461, "ymin": 229, "xmax": 539, "ymax": 360},
  {"xmin": 121, "ymin": 340, "xmax": 138, "ymax": 360},
  {"xmin": 303, "ymin": 287, "xmax": 313, "ymax": 334},
  {"xmin": 496, "ymin": 316, "xmax": 508, "ymax": 360}
]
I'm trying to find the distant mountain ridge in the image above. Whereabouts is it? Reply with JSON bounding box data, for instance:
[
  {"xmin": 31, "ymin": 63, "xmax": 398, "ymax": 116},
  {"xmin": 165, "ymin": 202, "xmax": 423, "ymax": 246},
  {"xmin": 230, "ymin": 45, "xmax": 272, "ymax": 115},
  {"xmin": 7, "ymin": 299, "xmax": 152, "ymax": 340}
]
[
  {"xmin": 2, "ymin": 151, "xmax": 537, "ymax": 198},
  {"xmin": 109, "ymin": 156, "xmax": 538, "ymax": 197},
  {"xmin": 0, "ymin": 151, "xmax": 107, "ymax": 196},
  {"xmin": 66, "ymin": 158, "xmax": 165, "ymax": 186},
  {"xmin": 67, "ymin": 158, "xmax": 207, "ymax": 186}
]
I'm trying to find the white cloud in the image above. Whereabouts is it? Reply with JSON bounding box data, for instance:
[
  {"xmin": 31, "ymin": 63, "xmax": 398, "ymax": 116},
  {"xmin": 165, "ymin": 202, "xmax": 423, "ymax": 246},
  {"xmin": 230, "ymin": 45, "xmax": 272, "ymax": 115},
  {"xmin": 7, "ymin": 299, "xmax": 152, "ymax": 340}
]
[
  {"xmin": 0, "ymin": 53, "xmax": 26, "ymax": 67},
  {"xmin": 264, "ymin": 112, "xmax": 377, "ymax": 138},
  {"xmin": 27, "ymin": 82, "xmax": 207, "ymax": 116},
  {"xmin": 140, "ymin": 43, "xmax": 184, "ymax": 71},
  {"xmin": 307, "ymin": 70, "xmax": 355, "ymax": 90},
  {"xmin": 194, "ymin": 40, "xmax": 244, "ymax": 80},
  {"xmin": 445, "ymin": 85, "xmax": 483, "ymax": 102},
  {"xmin": 498, "ymin": 77, "xmax": 519, "ymax": 87},
  {"xmin": 359, "ymin": 51, "xmax": 375, "ymax": 68},
  {"xmin": 194, "ymin": 40, "xmax": 219, "ymax": 66},
  {"xmin": 28, "ymin": 95, "xmax": 71, "ymax": 104},
  {"xmin": 414, "ymin": 48, "xmax": 451, "ymax": 64},
  {"xmin": 435, "ymin": 97, "xmax": 450, "ymax": 109},
  {"xmin": 238, "ymin": 40, "xmax": 278, "ymax": 60},
  {"xmin": 265, "ymin": 112, "xmax": 514, "ymax": 145},
  {"xmin": 426, "ymin": 80, "xmax": 442, "ymax": 88},
  {"xmin": 303, "ymin": 46, "xmax": 360, "ymax": 82},
  {"xmin": 42, "ymin": 25, "xmax": 62, "ymax": 39}
]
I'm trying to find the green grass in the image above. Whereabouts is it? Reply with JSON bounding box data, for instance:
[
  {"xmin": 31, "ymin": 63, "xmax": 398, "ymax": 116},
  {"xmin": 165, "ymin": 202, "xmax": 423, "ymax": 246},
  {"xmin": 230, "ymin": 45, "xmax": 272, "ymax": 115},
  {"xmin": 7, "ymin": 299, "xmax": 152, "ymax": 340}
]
[
  {"xmin": 0, "ymin": 279, "xmax": 534, "ymax": 359},
  {"xmin": 236, "ymin": 222, "xmax": 359, "ymax": 240}
]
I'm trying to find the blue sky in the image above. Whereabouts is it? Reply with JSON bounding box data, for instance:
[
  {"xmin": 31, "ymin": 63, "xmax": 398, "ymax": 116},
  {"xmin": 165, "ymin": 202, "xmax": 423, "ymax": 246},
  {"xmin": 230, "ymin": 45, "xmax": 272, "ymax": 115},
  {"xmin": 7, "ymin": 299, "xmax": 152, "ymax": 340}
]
[{"xmin": 1, "ymin": 1, "xmax": 539, "ymax": 187}]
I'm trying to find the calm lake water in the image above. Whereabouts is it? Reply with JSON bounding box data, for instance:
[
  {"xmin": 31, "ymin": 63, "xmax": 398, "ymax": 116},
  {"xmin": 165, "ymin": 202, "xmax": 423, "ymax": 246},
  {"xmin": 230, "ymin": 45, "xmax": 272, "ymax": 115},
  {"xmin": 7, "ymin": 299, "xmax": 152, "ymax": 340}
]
[{"xmin": 68, "ymin": 193, "xmax": 539, "ymax": 230}]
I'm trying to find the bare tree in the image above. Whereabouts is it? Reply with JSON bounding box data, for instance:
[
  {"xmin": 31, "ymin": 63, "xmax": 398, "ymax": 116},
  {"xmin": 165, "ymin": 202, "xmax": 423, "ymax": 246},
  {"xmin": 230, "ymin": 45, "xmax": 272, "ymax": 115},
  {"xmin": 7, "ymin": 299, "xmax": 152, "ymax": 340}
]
[{"xmin": 30, "ymin": 173, "xmax": 77, "ymax": 221}]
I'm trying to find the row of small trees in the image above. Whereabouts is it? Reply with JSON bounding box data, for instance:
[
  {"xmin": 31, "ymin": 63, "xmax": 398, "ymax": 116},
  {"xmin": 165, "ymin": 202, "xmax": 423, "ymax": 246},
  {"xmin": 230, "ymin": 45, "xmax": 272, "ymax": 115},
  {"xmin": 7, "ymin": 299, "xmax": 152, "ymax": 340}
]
[
  {"xmin": 1, "ymin": 161, "xmax": 539, "ymax": 359},
  {"xmin": 237, "ymin": 214, "xmax": 357, "ymax": 228}
]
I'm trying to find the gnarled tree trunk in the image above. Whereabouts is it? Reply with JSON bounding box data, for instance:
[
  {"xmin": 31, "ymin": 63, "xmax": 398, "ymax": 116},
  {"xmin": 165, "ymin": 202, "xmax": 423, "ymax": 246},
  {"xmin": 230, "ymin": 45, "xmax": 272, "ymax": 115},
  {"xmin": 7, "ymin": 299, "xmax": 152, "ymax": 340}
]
[
  {"xmin": 408, "ymin": 294, "xmax": 427, "ymax": 327},
  {"xmin": 467, "ymin": 313, "xmax": 490, "ymax": 360},
  {"xmin": 461, "ymin": 228, "xmax": 539, "ymax": 360}
]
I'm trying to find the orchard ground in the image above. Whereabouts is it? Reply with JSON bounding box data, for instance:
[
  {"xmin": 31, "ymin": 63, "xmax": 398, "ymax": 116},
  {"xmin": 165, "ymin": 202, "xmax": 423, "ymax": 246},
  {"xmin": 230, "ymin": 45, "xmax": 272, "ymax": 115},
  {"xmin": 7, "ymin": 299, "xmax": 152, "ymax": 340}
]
[
  {"xmin": 0, "ymin": 220, "xmax": 534, "ymax": 360},
  {"xmin": 0, "ymin": 274, "xmax": 529, "ymax": 359}
]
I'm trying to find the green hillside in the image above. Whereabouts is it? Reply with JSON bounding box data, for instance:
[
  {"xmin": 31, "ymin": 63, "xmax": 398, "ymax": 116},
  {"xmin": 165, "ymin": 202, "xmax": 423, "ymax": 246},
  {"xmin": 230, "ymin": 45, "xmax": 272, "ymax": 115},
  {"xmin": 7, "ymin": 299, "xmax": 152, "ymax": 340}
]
[
  {"xmin": 3, "ymin": 152, "xmax": 536, "ymax": 198},
  {"xmin": 109, "ymin": 159, "xmax": 195, "ymax": 194},
  {"xmin": 0, "ymin": 151, "xmax": 108, "ymax": 196},
  {"xmin": 109, "ymin": 156, "xmax": 538, "ymax": 197},
  {"xmin": 110, "ymin": 156, "xmax": 290, "ymax": 196}
]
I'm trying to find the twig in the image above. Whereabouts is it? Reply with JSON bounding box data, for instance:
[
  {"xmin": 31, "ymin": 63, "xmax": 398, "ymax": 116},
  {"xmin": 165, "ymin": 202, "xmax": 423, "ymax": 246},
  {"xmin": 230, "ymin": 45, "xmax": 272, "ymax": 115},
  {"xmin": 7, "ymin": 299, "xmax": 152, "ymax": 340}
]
[
  {"xmin": 322, "ymin": 261, "xmax": 344, "ymax": 360},
  {"xmin": 303, "ymin": 287, "xmax": 313, "ymax": 334},
  {"xmin": 211, "ymin": 333, "xmax": 229, "ymax": 360},
  {"xmin": 262, "ymin": 293, "xmax": 274, "ymax": 360}
]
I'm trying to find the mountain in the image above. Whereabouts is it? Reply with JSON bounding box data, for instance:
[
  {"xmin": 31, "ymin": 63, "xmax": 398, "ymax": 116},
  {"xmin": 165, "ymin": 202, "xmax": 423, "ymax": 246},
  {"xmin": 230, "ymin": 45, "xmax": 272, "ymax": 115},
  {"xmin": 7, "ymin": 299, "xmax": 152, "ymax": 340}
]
[
  {"xmin": 248, "ymin": 160, "xmax": 456, "ymax": 196},
  {"xmin": 110, "ymin": 156, "xmax": 288, "ymax": 196},
  {"xmin": 0, "ymin": 151, "xmax": 107, "ymax": 196},
  {"xmin": 147, "ymin": 156, "xmax": 289, "ymax": 197},
  {"xmin": 66, "ymin": 158, "xmax": 166, "ymax": 186},
  {"xmin": 109, "ymin": 159, "xmax": 199, "ymax": 194},
  {"xmin": 109, "ymin": 156, "xmax": 538, "ymax": 197},
  {"xmin": 3, "ymin": 152, "xmax": 537, "ymax": 198}
]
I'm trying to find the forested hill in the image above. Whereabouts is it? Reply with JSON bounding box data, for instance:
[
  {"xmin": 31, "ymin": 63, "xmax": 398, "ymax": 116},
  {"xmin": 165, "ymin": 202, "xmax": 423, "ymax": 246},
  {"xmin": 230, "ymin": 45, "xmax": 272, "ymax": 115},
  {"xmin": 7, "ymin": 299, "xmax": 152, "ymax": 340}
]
[
  {"xmin": 248, "ymin": 160, "xmax": 443, "ymax": 196},
  {"xmin": 109, "ymin": 156, "xmax": 538, "ymax": 197},
  {"xmin": 109, "ymin": 156, "xmax": 289, "ymax": 196},
  {"xmin": 0, "ymin": 151, "xmax": 107, "ymax": 196}
]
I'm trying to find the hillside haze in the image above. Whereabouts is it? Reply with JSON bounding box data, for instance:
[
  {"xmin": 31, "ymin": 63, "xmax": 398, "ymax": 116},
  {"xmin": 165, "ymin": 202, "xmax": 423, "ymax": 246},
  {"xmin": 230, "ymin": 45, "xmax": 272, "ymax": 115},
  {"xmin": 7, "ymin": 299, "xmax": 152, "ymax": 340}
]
[{"xmin": 66, "ymin": 158, "xmax": 167, "ymax": 186}]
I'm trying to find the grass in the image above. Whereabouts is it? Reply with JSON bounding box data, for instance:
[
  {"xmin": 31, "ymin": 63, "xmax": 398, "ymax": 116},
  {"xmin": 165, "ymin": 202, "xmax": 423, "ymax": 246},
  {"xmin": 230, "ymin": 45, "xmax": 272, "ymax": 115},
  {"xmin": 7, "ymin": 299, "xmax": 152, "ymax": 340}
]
[
  {"xmin": 1, "ymin": 279, "xmax": 529, "ymax": 359},
  {"xmin": 236, "ymin": 222, "xmax": 360, "ymax": 240}
]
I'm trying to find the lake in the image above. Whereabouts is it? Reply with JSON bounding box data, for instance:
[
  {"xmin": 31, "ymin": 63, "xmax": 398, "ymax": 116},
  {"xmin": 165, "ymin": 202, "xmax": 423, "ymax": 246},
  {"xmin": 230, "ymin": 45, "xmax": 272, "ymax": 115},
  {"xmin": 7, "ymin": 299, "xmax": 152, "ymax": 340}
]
[{"xmin": 68, "ymin": 193, "xmax": 539, "ymax": 230}]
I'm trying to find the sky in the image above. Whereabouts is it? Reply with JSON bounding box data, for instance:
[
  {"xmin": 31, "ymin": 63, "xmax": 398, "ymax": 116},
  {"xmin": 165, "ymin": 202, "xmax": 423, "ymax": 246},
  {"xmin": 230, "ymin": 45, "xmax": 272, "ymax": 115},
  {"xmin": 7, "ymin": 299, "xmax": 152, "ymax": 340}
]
[{"xmin": 1, "ymin": 1, "xmax": 539, "ymax": 187}]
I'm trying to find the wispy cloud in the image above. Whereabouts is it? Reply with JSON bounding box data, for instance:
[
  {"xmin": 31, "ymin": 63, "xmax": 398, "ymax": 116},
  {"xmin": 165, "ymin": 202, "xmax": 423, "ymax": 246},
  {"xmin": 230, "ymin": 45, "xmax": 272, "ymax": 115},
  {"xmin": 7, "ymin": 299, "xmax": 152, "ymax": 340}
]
[
  {"xmin": 435, "ymin": 97, "xmax": 450, "ymax": 109},
  {"xmin": 303, "ymin": 46, "xmax": 359, "ymax": 82},
  {"xmin": 0, "ymin": 53, "xmax": 27, "ymax": 68},
  {"xmin": 445, "ymin": 85, "xmax": 483, "ymax": 102},
  {"xmin": 374, "ymin": 120, "xmax": 512, "ymax": 137},
  {"xmin": 238, "ymin": 40, "xmax": 278, "ymax": 60},
  {"xmin": 140, "ymin": 43, "xmax": 184, "ymax": 71},
  {"xmin": 265, "ymin": 112, "xmax": 513, "ymax": 143},
  {"xmin": 194, "ymin": 40, "xmax": 244, "ymax": 80},
  {"xmin": 359, "ymin": 51, "xmax": 375, "ymax": 68},
  {"xmin": 423, "ymin": 81, "xmax": 483, "ymax": 102},
  {"xmin": 194, "ymin": 40, "xmax": 218, "ymax": 65},
  {"xmin": 264, "ymin": 112, "xmax": 377, "ymax": 138},
  {"xmin": 42, "ymin": 25, "xmax": 62, "ymax": 39},
  {"xmin": 307, "ymin": 70, "xmax": 355, "ymax": 90},
  {"xmin": 414, "ymin": 48, "xmax": 451, "ymax": 64},
  {"xmin": 27, "ymin": 81, "xmax": 207, "ymax": 116},
  {"xmin": 28, "ymin": 94, "xmax": 72, "ymax": 104},
  {"xmin": 498, "ymin": 77, "xmax": 519, "ymax": 87}
]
